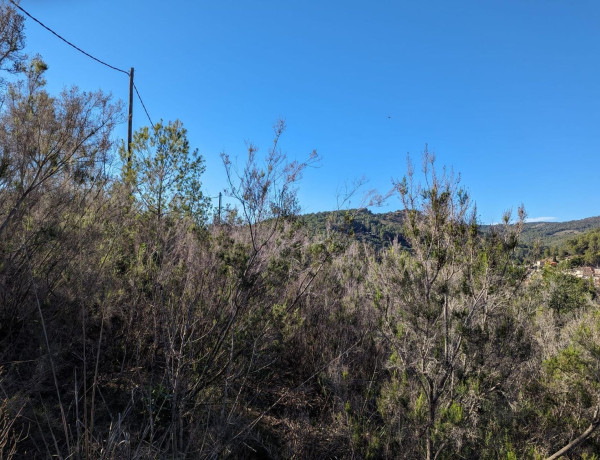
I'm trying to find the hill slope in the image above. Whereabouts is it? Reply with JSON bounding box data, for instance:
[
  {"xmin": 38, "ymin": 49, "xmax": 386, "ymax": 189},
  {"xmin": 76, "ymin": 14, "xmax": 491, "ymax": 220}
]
[
  {"xmin": 517, "ymin": 216, "xmax": 600, "ymax": 246},
  {"xmin": 301, "ymin": 209, "xmax": 600, "ymax": 251}
]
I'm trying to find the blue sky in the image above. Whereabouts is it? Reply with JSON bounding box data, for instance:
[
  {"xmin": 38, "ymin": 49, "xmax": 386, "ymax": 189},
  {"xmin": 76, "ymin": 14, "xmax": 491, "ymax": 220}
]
[{"xmin": 17, "ymin": 0, "xmax": 600, "ymax": 223}]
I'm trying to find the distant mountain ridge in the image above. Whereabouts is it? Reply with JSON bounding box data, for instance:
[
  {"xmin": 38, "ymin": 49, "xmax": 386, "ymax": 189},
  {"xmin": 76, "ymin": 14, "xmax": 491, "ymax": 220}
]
[
  {"xmin": 516, "ymin": 215, "xmax": 600, "ymax": 246},
  {"xmin": 300, "ymin": 208, "xmax": 600, "ymax": 250}
]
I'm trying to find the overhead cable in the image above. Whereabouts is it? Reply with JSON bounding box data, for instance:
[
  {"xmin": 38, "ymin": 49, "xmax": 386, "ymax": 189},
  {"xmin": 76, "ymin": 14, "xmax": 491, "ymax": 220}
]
[
  {"xmin": 9, "ymin": 0, "xmax": 130, "ymax": 76},
  {"xmin": 133, "ymin": 83, "xmax": 153, "ymax": 127},
  {"xmin": 11, "ymin": 0, "xmax": 156, "ymax": 129}
]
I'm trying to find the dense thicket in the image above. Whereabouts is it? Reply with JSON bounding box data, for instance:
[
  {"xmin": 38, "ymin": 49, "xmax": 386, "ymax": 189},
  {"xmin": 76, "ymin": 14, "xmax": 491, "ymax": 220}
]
[{"xmin": 1, "ymin": 3, "xmax": 600, "ymax": 458}]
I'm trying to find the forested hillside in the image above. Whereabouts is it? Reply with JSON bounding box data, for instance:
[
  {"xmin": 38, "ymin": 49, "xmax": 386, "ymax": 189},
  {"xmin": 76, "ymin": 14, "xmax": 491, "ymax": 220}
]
[
  {"xmin": 2, "ymin": 2, "xmax": 600, "ymax": 458},
  {"xmin": 301, "ymin": 208, "xmax": 408, "ymax": 249},
  {"xmin": 302, "ymin": 209, "xmax": 600, "ymax": 257},
  {"xmin": 520, "ymin": 216, "xmax": 600, "ymax": 246},
  {"xmin": 551, "ymin": 228, "xmax": 600, "ymax": 267}
]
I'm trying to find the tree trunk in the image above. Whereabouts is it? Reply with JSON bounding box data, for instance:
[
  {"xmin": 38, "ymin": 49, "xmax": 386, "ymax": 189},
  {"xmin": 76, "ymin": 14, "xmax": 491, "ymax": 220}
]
[
  {"xmin": 546, "ymin": 412, "xmax": 600, "ymax": 460},
  {"xmin": 426, "ymin": 394, "xmax": 435, "ymax": 460}
]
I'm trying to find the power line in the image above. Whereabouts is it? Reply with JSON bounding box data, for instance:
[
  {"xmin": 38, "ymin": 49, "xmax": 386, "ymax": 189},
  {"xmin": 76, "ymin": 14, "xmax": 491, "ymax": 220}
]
[
  {"xmin": 133, "ymin": 83, "xmax": 153, "ymax": 126},
  {"xmin": 9, "ymin": 0, "xmax": 129, "ymax": 76},
  {"xmin": 10, "ymin": 0, "xmax": 156, "ymax": 129}
]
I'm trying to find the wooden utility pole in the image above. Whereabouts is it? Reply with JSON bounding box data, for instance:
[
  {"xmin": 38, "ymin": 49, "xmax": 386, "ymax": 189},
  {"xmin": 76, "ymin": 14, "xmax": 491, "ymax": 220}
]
[
  {"xmin": 127, "ymin": 67, "xmax": 134, "ymax": 165},
  {"xmin": 218, "ymin": 192, "xmax": 222, "ymax": 223}
]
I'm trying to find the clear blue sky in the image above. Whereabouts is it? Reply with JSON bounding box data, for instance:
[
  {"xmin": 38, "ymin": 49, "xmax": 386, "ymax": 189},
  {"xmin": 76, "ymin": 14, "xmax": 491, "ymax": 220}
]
[{"xmin": 18, "ymin": 0, "xmax": 600, "ymax": 223}]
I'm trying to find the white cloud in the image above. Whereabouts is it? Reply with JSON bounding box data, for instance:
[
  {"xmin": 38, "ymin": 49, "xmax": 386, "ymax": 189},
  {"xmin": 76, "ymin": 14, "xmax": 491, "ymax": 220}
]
[{"xmin": 525, "ymin": 216, "xmax": 557, "ymax": 223}]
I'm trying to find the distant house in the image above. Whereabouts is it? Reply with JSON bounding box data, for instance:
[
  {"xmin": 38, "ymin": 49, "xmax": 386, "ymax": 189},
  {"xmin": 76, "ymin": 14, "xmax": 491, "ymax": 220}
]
[{"xmin": 535, "ymin": 259, "xmax": 557, "ymax": 268}]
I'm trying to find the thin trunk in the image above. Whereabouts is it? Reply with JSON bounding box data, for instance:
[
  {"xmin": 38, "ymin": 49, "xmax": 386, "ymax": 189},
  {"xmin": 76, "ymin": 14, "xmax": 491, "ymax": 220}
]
[
  {"xmin": 89, "ymin": 313, "xmax": 104, "ymax": 445},
  {"xmin": 426, "ymin": 392, "xmax": 435, "ymax": 460},
  {"xmin": 546, "ymin": 412, "xmax": 600, "ymax": 460},
  {"xmin": 443, "ymin": 294, "xmax": 448, "ymax": 364}
]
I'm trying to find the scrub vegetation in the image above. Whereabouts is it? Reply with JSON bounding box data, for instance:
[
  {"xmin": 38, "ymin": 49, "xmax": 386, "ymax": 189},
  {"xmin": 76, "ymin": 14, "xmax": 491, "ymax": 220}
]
[{"xmin": 1, "ymin": 3, "xmax": 600, "ymax": 458}]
